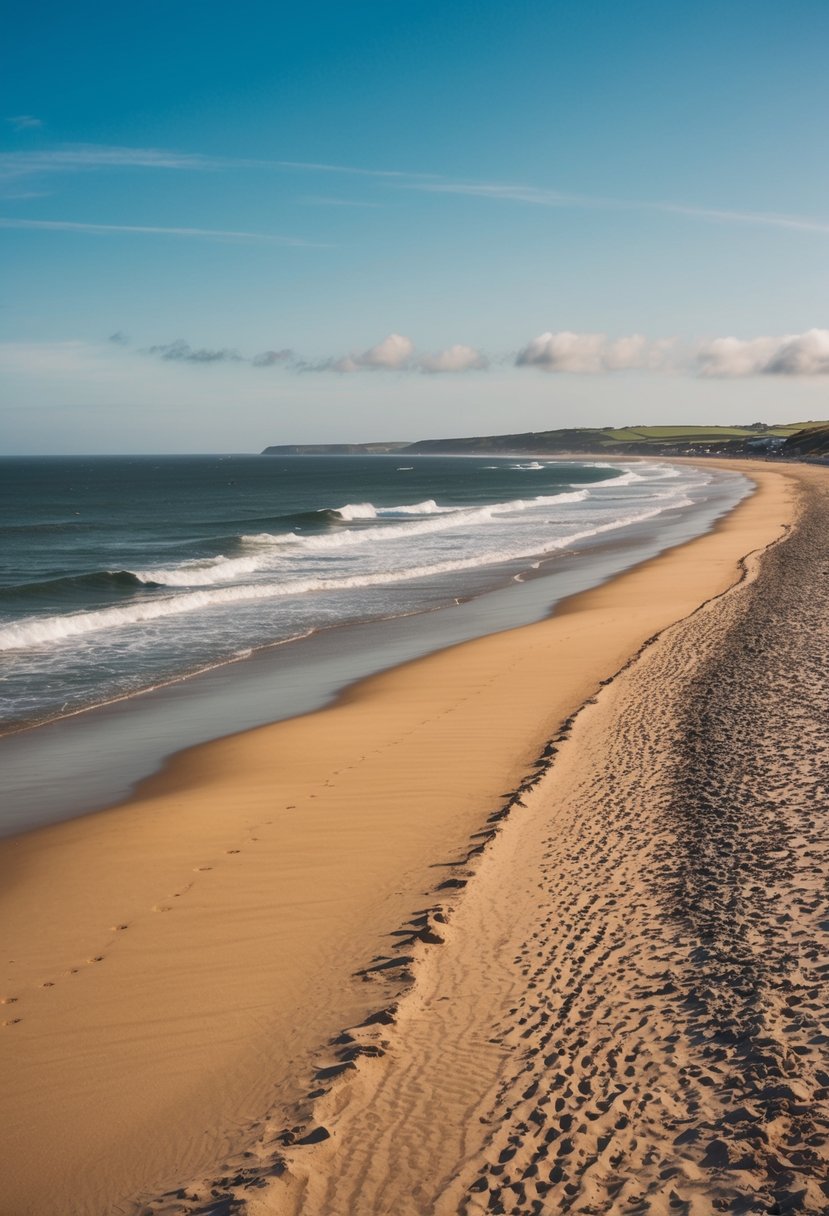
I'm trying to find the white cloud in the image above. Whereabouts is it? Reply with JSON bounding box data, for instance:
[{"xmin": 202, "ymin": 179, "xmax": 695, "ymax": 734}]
[
  {"xmin": 516, "ymin": 331, "xmax": 667, "ymax": 374},
  {"xmin": 333, "ymin": 333, "xmax": 414, "ymax": 372},
  {"xmin": 696, "ymin": 336, "xmax": 779, "ymax": 377},
  {"xmin": 418, "ymin": 344, "xmax": 488, "ymax": 374},
  {"xmin": 697, "ymin": 329, "xmax": 829, "ymax": 376}
]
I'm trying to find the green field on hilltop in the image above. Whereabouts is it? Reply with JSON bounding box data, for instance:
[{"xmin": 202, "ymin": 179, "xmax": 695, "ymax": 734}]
[
  {"xmin": 602, "ymin": 426, "xmax": 752, "ymax": 445},
  {"xmin": 264, "ymin": 421, "xmax": 829, "ymax": 460},
  {"xmin": 405, "ymin": 420, "xmax": 829, "ymax": 457},
  {"xmin": 600, "ymin": 423, "xmax": 824, "ymax": 445}
]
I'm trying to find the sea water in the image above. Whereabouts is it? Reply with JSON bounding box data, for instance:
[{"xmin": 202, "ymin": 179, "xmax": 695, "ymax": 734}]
[{"xmin": 0, "ymin": 454, "xmax": 743, "ymax": 736}]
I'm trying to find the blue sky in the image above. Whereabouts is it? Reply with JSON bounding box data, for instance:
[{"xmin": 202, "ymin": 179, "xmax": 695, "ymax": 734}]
[{"xmin": 2, "ymin": 0, "xmax": 829, "ymax": 452}]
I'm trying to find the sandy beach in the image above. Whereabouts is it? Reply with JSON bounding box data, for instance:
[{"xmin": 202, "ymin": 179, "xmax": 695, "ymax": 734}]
[{"xmin": 3, "ymin": 459, "xmax": 826, "ymax": 1216}]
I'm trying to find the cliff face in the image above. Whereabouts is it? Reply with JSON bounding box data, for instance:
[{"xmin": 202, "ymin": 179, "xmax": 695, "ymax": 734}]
[{"xmin": 782, "ymin": 425, "xmax": 829, "ymax": 459}]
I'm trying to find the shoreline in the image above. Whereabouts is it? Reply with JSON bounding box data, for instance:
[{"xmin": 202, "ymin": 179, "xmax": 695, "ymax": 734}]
[
  {"xmin": 0, "ymin": 460, "xmax": 799, "ymax": 1215},
  {"xmin": 0, "ymin": 460, "xmax": 747, "ymax": 838},
  {"xmin": 250, "ymin": 458, "xmax": 828, "ymax": 1216}
]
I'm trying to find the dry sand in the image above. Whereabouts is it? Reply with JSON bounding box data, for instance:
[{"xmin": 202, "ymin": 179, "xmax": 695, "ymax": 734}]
[{"xmin": 0, "ymin": 460, "xmax": 814, "ymax": 1215}]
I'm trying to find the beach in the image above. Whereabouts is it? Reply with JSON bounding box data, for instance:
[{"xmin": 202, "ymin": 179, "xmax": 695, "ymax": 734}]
[{"xmin": 1, "ymin": 458, "xmax": 825, "ymax": 1215}]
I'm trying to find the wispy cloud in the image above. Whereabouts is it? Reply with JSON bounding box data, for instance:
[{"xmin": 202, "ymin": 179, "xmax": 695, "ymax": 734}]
[
  {"xmin": 0, "ymin": 144, "xmax": 433, "ymax": 184},
  {"xmin": 143, "ymin": 339, "xmax": 243, "ymax": 364},
  {"xmin": 251, "ymin": 348, "xmax": 295, "ymax": 367},
  {"xmin": 0, "ymin": 216, "xmax": 315, "ymax": 244},
  {"xmin": 141, "ymin": 339, "xmax": 296, "ymax": 368},
  {"xmin": 5, "ymin": 115, "xmax": 43, "ymax": 132},
  {"xmin": 4, "ymin": 142, "xmax": 828, "ymax": 240},
  {"xmin": 0, "ymin": 145, "xmax": 219, "ymax": 182},
  {"xmin": 697, "ymin": 329, "xmax": 829, "ymax": 376},
  {"xmin": 410, "ymin": 180, "xmax": 829, "ymax": 238}
]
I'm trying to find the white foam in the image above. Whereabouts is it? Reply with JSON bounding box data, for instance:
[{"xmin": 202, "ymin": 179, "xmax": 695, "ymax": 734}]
[
  {"xmin": 601, "ymin": 469, "xmax": 644, "ymax": 487},
  {"xmin": 124, "ymin": 489, "xmax": 597, "ymax": 588},
  {"xmin": 335, "ymin": 502, "xmax": 377, "ymax": 520},
  {"xmin": 376, "ymin": 499, "xmax": 451, "ymax": 516},
  {"xmin": 132, "ymin": 552, "xmax": 265, "ymax": 586},
  {"xmin": 237, "ymin": 489, "xmax": 592, "ymax": 555},
  {"xmin": 0, "ymin": 492, "xmax": 675, "ymax": 653}
]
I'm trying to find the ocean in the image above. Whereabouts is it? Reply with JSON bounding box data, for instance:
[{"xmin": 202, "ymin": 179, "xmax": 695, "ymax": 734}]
[
  {"xmin": 0, "ymin": 453, "xmax": 746, "ymax": 733},
  {"xmin": 0, "ymin": 453, "xmax": 750, "ymax": 832}
]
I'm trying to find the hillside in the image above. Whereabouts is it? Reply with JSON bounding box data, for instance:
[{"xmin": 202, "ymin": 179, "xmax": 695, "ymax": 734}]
[
  {"xmin": 405, "ymin": 422, "xmax": 825, "ymax": 457},
  {"xmin": 261, "ymin": 422, "xmax": 829, "ymax": 460},
  {"xmin": 782, "ymin": 424, "xmax": 829, "ymax": 459}
]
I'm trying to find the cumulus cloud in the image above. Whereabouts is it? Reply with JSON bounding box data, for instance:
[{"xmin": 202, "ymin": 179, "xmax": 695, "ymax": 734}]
[
  {"xmin": 140, "ymin": 332, "xmax": 487, "ymax": 375},
  {"xmin": 332, "ymin": 332, "xmax": 414, "ymax": 372},
  {"xmin": 6, "ymin": 115, "xmax": 42, "ymax": 131},
  {"xmin": 516, "ymin": 331, "xmax": 668, "ymax": 374},
  {"xmin": 418, "ymin": 344, "xmax": 488, "ymax": 373},
  {"xmin": 697, "ymin": 329, "xmax": 829, "ymax": 377},
  {"xmin": 144, "ymin": 339, "xmax": 243, "ymax": 364},
  {"xmin": 251, "ymin": 348, "xmax": 295, "ymax": 367}
]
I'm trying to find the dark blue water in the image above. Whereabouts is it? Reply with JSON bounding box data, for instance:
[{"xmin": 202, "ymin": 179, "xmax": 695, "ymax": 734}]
[{"xmin": 0, "ymin": 454, "xmax": 730, "ymax": 734}]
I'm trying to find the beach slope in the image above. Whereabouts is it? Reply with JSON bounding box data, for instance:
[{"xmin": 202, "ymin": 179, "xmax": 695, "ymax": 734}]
[{"xmin": 0, "ymin": 462, "xmax": 807, "ymax": 1215}]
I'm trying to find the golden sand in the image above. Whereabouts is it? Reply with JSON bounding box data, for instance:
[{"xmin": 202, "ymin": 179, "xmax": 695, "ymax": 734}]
[{"xmin": 0, "ymin": 460, "xmax": 800, "ymax": 1215}]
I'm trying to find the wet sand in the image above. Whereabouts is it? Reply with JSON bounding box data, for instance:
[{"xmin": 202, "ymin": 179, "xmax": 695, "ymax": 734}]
[{"xmin": 0, "ymin": 460, "xmax": 808, "ymax": 1215}]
